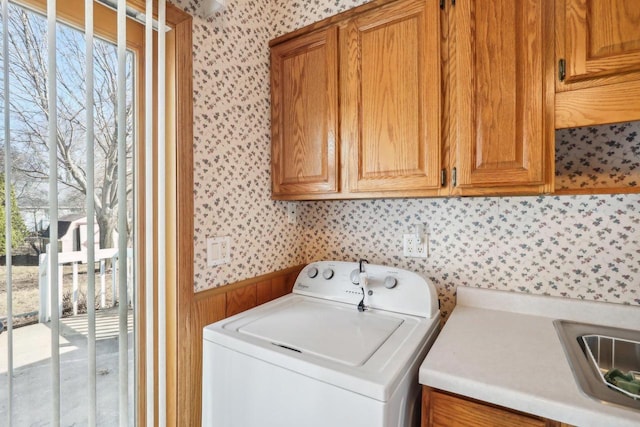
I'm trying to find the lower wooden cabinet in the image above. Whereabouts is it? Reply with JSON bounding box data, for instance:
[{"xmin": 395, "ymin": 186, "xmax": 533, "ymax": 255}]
[{"xmin": 421, "ymin": 387, "xmax": 571, "ymax": 427}]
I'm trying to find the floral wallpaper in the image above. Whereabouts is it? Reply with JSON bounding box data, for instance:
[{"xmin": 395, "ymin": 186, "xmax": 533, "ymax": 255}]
[
  {"xmin": 556, "ymin": 122, "xmax": 640, "ymax": 190},
  {"xmin": 298, "ymin": 194, "xmax": 640, "ymax": 318},
  {"xmin": 173, "ymin": 0, "xmax": 640, "ymax": 318},
  {"xmin": 270, "ymin": 0, "xmax": 371, "ymax": 35},
  {"xmin": 170, "ymin": 0, "xmax": 305, "ymax": 291}
]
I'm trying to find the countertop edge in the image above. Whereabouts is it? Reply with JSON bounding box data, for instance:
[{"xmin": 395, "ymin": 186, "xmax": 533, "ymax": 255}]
[{"xmin": 457, "ymin": 286, "xmax": 640, "ymax": 329}]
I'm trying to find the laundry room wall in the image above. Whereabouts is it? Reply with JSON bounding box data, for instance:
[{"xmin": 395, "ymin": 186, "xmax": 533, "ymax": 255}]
[
  {"xmin": 175, "ymin": 0, "xmax": 640, "ymax": 317},
  {"xmin": 297, "ymin": 189, "xmax": 640, "ymax": 318},
  {"xmin": 169, "ymin": 0, "xmax": 379, "ymax": 293},
  {"xmin": 170, "ymin": 0, "xmax": 305, "ymax": 292},
  {"xmin": 271, "ymin": 1, "xmax": 640, "ymax": 318}
]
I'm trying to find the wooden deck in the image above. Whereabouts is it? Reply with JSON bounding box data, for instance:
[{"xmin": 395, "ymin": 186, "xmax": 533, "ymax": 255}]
[
  {"xmin": 0, "ymin": 308, "xmax": 132, "ymax": 374},
  {"xmin": 60, "ymin": 307, "xmax": 133, "ymax": 340}
]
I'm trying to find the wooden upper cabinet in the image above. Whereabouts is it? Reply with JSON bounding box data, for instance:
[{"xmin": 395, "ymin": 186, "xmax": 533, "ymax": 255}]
[
  {"xmin": 271, "ymin": 27, "xmax": 339, "ymax": 197},
  {"xmin": 341, "ymin": 0, "xmax": 442, "ymax": 194},
  {"xmin": 562, "ymin": 0, "xmax": 640, "ymax": 83},
  {"xmin": 452, "ymin": 0, "xmax": 553, "ymax": 193},
  {"xmin": 269, "ymin": 0, "xmax": 557, "ymax": 199},
  {"xmin": 555, "ymin": 0, "xmax": 640, "ymax": 128}
]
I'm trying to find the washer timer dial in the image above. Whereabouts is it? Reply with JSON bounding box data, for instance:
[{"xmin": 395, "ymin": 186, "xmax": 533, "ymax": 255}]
[
  {"xmin": 322, "ymin": 269, "xmax": 334, "ymax": 280},
  {"xmin": 307, "ymin": 267, "xmax": 318, "ymax": 278}
]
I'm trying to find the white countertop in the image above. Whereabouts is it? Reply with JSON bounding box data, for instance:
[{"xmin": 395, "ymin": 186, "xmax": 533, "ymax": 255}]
[{"xmin": 419, "ymin": 287, "xmax": 640, "ymax": 427}]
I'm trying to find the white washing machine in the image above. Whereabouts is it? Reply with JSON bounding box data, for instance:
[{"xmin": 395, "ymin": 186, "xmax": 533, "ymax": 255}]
[{"xmin": 202, "ymin": 260, "xmax": 440, "ymax": 427}]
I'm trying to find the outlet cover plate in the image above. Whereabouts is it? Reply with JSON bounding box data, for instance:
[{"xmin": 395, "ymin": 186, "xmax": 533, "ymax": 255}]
[
  {"xmin": 403, "ymin": 233, "xmax": 428, "ymax": 258},
  {"xmin": 287, "ymin": 202, "xmax": 297, "ymax": 224}
]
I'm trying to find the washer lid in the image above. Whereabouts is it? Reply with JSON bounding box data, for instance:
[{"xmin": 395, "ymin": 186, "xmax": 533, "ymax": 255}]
[{"xmin": 238, "ymin": 299, "xmax": 403, "ymax": 367}]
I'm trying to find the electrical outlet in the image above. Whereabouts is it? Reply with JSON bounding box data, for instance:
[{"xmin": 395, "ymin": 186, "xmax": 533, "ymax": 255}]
[
  {"xmin": 287, "ymin": 202, "xmax": 297, "ymax": 224},
  {"xmin": 403, "ymin": 233, "xmax": 429, "ymax": 258}
]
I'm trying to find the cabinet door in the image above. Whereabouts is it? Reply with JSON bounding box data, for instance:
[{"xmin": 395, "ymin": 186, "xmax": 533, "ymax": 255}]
[
  {"xmin": 271, "ymin": 27, "xmax": 339, "ymax": 197},
  {"xmin": 422, "ymin": 387, "xmax": 564, "ymax": 427},
  {"xmin": 342, "ymin": 0, "xmax": 442, "ymax": 194},
  {"xmin": 555, "ymin": 0, "xmax": 640, "ymax": 129},
  {"xmin": 562, "ymin": 0, "xmax": 640, "ymax": 83},
  {"xmin": 453, "ymin": 0, "xmax": 552, "ymax": 191}
]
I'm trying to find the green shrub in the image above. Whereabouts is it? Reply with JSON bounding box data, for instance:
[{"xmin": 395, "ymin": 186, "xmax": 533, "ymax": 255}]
[{"xmin": 0, "ymin": 173, "xmax": 28, "ymax": 256}]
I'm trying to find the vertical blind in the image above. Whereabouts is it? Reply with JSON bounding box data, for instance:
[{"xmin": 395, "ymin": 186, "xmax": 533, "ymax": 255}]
[
  {"xmin": 84, "ymin": 1, "xmax": 97, "ymax": 425},
  {"xmin": 143, "ymin": 0, "xmax": 155, "ymax": 425},
  {"xmin": 46, "ymin": 1, "xmax": 61, "ymax": 424},
  {"xmin": 1, "ymin": 0, "xmax": 13, "ymax": 423},
  {"xmin": 115, "ymin": 1, "xmax": 128, "ymax": 425},
  {"xmin": 2, "ymin": 0, "xmax": 167, "ymax": 425},
  {"xmin": 156, "ymin": 2, "xmax": 166, "ymax": 425}
]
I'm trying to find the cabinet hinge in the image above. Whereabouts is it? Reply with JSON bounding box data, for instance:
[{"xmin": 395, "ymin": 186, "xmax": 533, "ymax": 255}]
[
  {"xmin": 558, "ymin": 58, "xmax": 566, "ymax": 82},
  {"xmin": 439, "ymin": 0, "xmax": 444, "ymax": 9},
  {"xmin": 451, "ymin": 0, "xmax": 456, "ymax": 5},
  {"xmin": 452, "ymin": 167, "xmax": 457, "ymax": 187},
  {"xmin": 440, "ymin": 169, "xmax": 446, "ymax": 186}
]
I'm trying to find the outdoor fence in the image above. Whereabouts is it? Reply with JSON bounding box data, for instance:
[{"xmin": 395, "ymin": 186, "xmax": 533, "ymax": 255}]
[{"xmin": 38, "ymin": 245, "xmax": 134, "ymax": 323}]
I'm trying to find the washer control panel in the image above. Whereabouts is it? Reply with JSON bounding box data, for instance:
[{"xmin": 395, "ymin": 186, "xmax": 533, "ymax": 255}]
[{"xmin": 293, "ymin": 261, "xmax": 438, "ymax": 318}]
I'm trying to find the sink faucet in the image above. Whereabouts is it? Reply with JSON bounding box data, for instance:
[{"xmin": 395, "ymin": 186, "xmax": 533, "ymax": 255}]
[{"xmin": 358, "ymin": 259, "xmax": 369, "ymax": 312}]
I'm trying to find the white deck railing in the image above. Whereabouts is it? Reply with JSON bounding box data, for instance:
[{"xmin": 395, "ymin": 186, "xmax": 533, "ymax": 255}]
[{"xmin": 38, "ymin": 246, "xmax": 134, "ymax": 322}]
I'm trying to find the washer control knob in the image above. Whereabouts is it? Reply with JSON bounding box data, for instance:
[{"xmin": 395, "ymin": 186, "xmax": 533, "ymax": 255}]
[
  {"xmin": 307, "ymin": 267, "xmax": 318, "ymax": 278},
  {"xmin": 384, "ymin": 276, "xmax": 398, "ymax": 289},
  {"xmin": 322, "ymin": 269, "xmax": 334, "ymax": 280},
  {"xmin": 350, "ymin": 269, "xmax": 360, "ymax": 285}
]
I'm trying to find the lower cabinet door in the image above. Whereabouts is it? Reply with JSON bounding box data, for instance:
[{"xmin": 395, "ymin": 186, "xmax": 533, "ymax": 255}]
[{"xmin": 422, "ymin": 387, "xmax": 567, "ymax": 427}]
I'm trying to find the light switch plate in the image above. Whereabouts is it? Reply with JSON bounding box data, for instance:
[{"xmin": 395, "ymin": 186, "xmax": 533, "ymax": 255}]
[{"xmin": 207, "ymin": 236, "xmax": 231, "ymax": 266}]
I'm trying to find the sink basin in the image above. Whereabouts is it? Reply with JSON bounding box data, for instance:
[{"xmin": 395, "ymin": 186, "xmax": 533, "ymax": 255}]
[{"xmin": 554, "ymin": 320, "xmax": 640, "ymax": 412}]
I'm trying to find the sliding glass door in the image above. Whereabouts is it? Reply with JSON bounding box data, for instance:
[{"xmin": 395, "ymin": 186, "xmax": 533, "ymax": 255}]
[{"xmin": 0, "ymin": 1, "xmax": 155, "ymax": 425}]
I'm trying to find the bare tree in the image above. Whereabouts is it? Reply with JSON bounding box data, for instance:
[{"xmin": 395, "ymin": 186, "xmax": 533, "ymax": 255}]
[{"xmin": 2, "ymin": 3, "xmax": 134, "ymax": 249}]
